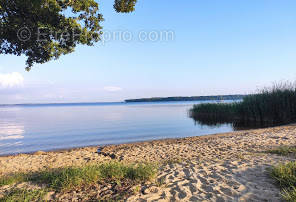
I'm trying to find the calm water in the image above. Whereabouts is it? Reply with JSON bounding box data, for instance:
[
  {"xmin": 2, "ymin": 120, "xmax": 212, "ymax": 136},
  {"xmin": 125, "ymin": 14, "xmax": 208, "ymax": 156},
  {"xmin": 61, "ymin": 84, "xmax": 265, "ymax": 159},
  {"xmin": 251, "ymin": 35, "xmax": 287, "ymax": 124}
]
[{"xmin": 0, "ymin": 101, "xmax": 234, "ymax": 156}]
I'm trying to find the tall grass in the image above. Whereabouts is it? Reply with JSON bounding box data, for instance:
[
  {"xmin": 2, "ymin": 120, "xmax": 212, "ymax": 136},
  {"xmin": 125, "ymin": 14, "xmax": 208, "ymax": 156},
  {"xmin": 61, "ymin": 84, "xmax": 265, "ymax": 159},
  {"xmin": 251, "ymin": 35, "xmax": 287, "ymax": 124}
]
[
  {"xmin": 190, "ymin": 82, "xmax": 296, "ymax": 127},
  {"xmin": 270, "ymin": 161, "xmax": 296, "ymax": 202}
]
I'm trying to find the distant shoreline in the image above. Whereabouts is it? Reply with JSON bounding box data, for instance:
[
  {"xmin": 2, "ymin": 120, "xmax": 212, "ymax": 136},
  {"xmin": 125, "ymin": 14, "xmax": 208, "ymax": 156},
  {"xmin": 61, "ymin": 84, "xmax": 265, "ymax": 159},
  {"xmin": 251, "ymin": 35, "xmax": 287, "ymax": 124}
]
[
  {"xmin": 0, "ymin": 96, "xmax": 245, "ymax": 107},
  {"xmin": 125, "ymin": 94, "xmax": 245, "ymax": 103}
]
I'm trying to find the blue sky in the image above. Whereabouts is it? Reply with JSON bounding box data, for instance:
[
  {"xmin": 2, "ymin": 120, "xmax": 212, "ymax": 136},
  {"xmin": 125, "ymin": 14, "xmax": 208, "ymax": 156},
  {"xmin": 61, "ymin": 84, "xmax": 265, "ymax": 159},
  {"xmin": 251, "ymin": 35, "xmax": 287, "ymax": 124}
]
[{"xmin": 0, "ymin": 0, "xmax": 296, "ymax": 104}]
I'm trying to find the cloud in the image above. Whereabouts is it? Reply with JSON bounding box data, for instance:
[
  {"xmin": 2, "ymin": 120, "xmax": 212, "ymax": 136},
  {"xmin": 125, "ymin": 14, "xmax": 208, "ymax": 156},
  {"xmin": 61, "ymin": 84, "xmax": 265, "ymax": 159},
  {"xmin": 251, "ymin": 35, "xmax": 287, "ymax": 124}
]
[
  {"xmin": 103, "ymin": 86, "xmax": 122, "ymax": 92},
  {"xmin": 0, "ymin": 72, "xmax": 24, "ymax": 88}
]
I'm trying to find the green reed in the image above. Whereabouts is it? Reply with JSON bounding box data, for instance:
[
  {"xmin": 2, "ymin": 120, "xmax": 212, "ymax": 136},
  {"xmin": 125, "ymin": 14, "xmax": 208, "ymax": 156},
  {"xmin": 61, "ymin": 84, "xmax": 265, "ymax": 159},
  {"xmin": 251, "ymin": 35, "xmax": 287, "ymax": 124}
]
[{"xmin": 190, "ymin": 81, "xmax": 296, "ymax": 127}]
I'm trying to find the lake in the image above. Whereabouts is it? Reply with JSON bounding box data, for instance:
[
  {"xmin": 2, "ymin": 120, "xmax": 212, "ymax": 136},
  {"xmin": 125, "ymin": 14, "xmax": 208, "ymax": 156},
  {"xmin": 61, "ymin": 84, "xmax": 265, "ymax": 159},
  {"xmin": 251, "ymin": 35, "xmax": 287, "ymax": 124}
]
[{"xmin": 0, "ymin": 101, "xmax": 235, "ymax": 156}]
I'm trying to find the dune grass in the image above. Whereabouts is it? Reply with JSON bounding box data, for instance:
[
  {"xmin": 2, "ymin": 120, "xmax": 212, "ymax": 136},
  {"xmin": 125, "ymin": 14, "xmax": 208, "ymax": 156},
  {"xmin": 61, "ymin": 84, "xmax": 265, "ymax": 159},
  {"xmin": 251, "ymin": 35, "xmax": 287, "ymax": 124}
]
[
  {"xmin": 190, "ymin": 82, "xmax": 296, "ymax": 127},
  {"xmin": 33, "ymin": 162, "xmax": 157, "ymax": 191},
  {"xmin": 270, "ymin": 161, "xmax": 296, "ymax": 202},
  {"xmin": 0, "ymin": 161, "xmax": 157, "ymax": 192},
  {"xmin": 270, "ymin": 162, "xmax": 296, "ymax": 188},
  {"xmin": 0, "ymin": 161, "xmax": 158, "ymax": 201},
  {"xmin": 0, "ymin": 189, "xmax": 47, "ymax": 202},
  {"xmin": 30, "ymin": 165, "xmax": 102, "ymax": 191}
]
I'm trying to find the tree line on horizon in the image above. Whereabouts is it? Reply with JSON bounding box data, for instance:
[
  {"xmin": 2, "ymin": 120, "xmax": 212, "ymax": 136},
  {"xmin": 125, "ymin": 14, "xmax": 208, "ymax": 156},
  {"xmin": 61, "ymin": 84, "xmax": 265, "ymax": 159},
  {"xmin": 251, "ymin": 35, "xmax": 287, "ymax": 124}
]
[{"xmin": 125, "ymin": 95, "xmax": 246, "ymax": 102}]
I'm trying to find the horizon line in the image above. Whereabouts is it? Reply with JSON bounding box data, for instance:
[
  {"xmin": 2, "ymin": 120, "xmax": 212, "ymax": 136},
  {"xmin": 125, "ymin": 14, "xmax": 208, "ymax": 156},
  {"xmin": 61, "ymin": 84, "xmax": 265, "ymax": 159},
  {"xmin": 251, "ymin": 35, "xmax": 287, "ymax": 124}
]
[{"xmin": 0, "ymin": 93, "xmax": 247, "ymax": 106}]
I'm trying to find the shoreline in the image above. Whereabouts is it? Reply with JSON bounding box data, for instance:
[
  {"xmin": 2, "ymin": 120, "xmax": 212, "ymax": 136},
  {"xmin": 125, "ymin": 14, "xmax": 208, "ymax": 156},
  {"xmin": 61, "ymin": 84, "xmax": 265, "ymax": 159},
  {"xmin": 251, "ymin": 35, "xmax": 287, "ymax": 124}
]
[
  {"xmin": 1, "ymin": 123, "xmax": 294, "ymax": 158},
  {"xmin": 1, "ymin": 124, "xmax": 296, "ymax": 201},
  {"xmin": 0, "ymin": 129, "xmax": 237, "ymax": 158},
  {"xmin": 0, "ymin": 131, "xmax": 248, "ymax": 158}
]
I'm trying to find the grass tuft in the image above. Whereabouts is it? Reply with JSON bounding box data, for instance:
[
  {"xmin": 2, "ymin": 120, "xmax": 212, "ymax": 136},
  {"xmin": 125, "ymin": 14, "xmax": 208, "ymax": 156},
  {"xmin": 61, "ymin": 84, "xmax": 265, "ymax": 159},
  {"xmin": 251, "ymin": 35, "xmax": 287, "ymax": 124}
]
[
  {"xmin": 282, "ymin": 187, "xmax": 296, "ymax": 202},
  {"xmin": 0, "ymin": 174, "xmax": 27, "ymax": 187},
  {"xmin": 0, "ymin": 161, "xmax": 157, "ymax": 192},
  {"xmin": 30, "ymin": 165, "xmax": 101, "ymax": 191},
  {"xmin": 0, "ymin": 189, "xmax": 47, "ymax": 202},
  {"xmin": 267, "ymin": 146, "xmax": 296, "ymax": 156},
  {"xmin": 270, "ymin": 161, "xmax": 296, "ymax": 188},
  {"xmin": 270, "ymin": 161, "xmax": 296, "ymax": 201}
]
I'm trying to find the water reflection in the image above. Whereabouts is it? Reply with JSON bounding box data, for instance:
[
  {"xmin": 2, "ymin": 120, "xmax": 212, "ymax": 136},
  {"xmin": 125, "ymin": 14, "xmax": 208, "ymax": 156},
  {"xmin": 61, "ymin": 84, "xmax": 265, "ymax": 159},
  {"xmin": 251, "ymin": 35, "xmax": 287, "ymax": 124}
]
[
  {"xmin": 0, "ymin": 123, "xmax": 24, "ymax": 155},
  {"xmin": 0, "ymin": 125, "xmax": 24, "ymax": 140},
  {"xmin": 0, "ymin": 107, "xmax": 25, "ymax": 155},
  {"xmin": 190, "ymin": 116, "xmax": 282, "ymax": 131},
  {"xmin": 0, "ymin": 102, "xmax": 236, "ymax": 155}
]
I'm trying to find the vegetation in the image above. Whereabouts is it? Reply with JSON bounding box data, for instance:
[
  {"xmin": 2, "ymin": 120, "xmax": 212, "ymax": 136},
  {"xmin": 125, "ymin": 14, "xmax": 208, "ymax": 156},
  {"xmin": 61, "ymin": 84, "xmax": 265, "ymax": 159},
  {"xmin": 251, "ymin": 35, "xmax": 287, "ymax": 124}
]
[
  {"xmin": 0, "ymin": 162, "xmax": 157, "ymax": 191},
  {"xmin": 270, "ymin": 161, "xmax": 296, "ymax": 202},
  {"xmin": 282, "ymin": 187, "xmax": 296, "ymax": 202},
  {"xmin": 0, "ymin": 173, "xmax": 27, "ymax": 187},
  {"xmin": 32, "ymin": 162, "xmax": 156, "ymax": 191},
  {"xmin": 0, "ymin": 189, "xmax": 47, "ymax": 202},
  {"xmin": 190, "ymin": 82, "xmax": 296, "ymax": 128},
  {"xmin": 189, "ymin": 102, "xmax": 239, "ymax": 125},
  {"xmin": 0, "ymin": 0, "xmax": 137, "ymax": 70},
  {"xmin": 125, "ymin": 95, "xmax": 245, "ymax": 103},
  {"xmin": 266, "ymin": 146, "xmax": 296, "ymax": 156},
  {"xmin": 114, "ymin": 0, "xmax": 137, "ymax": 13},
  {"xmin": 0, "ymin": 161, "xmax": 157, "ymax": 201}
]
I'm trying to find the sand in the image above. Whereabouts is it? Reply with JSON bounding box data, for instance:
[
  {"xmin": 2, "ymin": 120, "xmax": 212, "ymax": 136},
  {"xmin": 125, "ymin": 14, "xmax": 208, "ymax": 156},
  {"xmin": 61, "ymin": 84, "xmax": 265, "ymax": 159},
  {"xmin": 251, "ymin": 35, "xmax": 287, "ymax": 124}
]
[{"xmin": 1, "ymin": 125, "xmax": 296, "ymax": 201}]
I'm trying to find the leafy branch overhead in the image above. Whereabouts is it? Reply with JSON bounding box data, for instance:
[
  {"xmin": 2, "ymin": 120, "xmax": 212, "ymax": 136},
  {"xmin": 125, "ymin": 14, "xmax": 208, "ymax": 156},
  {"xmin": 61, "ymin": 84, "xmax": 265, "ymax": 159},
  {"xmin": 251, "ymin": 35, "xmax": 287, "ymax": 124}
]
[{"xmin": 0, "ymin": 0, "xmax": 137, "ymax": 70}]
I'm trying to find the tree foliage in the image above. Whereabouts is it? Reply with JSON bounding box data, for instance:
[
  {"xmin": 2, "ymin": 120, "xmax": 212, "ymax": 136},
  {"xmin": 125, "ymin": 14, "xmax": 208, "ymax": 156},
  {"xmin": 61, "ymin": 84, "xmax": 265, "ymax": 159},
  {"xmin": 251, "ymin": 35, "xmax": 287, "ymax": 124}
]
[
  {"xmin": 0, "ymin": 0, "xmax": 137, "ymax": 70},
  {"xmin": 114, "ymin": 0, "xmax": 137, "ymax": 13}
]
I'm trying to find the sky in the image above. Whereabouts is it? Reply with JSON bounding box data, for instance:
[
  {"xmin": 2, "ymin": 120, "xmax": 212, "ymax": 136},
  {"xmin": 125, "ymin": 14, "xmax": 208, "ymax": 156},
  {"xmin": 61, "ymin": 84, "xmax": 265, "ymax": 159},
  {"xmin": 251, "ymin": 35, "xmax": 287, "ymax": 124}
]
[{"xmin": 0, "ymin": 0, "xmax": 296, "ymax": 104}]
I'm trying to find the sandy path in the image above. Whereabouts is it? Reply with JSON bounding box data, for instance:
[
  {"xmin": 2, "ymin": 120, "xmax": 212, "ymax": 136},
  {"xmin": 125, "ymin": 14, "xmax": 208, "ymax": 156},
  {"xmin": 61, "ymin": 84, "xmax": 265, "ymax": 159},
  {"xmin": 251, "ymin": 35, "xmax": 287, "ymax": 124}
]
[
  {"xmin": 1, "ymin": 125, "xmax": 296, "ymax": 201},
  {"xmin": 128, "ymin": 155, "xmax": 290, "ymax": 201}
]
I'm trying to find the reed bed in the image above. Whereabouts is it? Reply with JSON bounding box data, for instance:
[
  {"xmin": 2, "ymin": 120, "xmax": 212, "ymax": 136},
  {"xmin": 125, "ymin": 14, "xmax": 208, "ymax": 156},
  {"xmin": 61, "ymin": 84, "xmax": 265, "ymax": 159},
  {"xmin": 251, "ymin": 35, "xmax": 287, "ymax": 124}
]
[{"xmin": 190, "ymin": 82, "xmax": 296, "ymax": 127}]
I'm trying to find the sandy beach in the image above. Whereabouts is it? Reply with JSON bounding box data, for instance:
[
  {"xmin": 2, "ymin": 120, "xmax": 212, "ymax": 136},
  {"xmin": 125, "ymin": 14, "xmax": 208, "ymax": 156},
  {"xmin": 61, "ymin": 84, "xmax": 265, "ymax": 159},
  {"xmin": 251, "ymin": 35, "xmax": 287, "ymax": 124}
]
[{"xmin": 1, "ymin": 125, "xmax": 296, "ymax": 201}]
